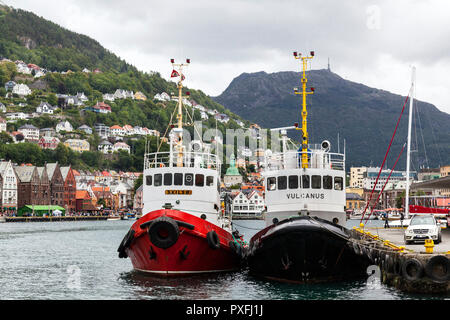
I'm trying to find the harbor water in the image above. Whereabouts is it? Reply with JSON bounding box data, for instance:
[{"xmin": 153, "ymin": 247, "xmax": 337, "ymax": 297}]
[{"xmin": 0, "ymin": 219, "xmax": 447, "ymax": 300}]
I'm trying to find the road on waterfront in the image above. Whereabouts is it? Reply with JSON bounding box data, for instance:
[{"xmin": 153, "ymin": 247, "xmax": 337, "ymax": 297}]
[{"xmin": 371, "ymin": 227, "xmax": 450, "ymax": 253}]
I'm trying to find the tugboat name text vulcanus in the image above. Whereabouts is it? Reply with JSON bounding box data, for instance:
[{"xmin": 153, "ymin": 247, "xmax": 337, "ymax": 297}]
[
  {"xmin": 245, "ymin": 51, "xmax": 371, "ymax": 283},
  {"xmin": 117, "ymin": 58, "xmax": 244, "ymax": 276}
]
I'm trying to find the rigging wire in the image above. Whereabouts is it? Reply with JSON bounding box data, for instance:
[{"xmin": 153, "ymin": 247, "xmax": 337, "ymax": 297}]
[
  {"xmin": 363, "ymin": 142, "xmax": 406, "ymax": 224},
  {"xmin": 360, "ymin": 88, "xmax": 411, "ymax": 224}
]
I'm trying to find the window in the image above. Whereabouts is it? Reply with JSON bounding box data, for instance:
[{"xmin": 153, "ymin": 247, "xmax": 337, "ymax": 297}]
[
  {"xmin": 312, "ymin": 175, "xmax": 321, "ymax": 189},
  {"xmin": 164, "ymin": 173, "xmax": 172, "ymax": 186},
  {"xmin": 302, "ymin": 175, "xmax": 310, "ymax": 189},
  {"xmin": 154, "ymin": 174, "xmax": 162, "ymax": 186},
  {"xmin": 206, "ymin": 176, "xmax": 214, "ymax": 186},
  {"xmin": 174, "ymin": 173, "xmax": 183, "ymax": 186},
  {"xmin": 185, "ymin": 173, "xmax": 193, "ymax": 186},
  {"xmin": 278, "ymin": 176, "xmax": 287, "ymax": 190},
  {"xmin": 288, "ymin": 175, "xmax": 298, "ymax": 189},
  {"xmin": 323, "ymin": 175, "xmax": 332, "ymax": 190},
  {"xmin": 267, "ymin": 177, "xmax": 276, "ymax": 191},
  {"xmin": 195, "ymin": 174, "xmax": 204, "ymax": 187},
  {"xmin": 334, "ymin": 177, "xmax": 343, "ymax": 190}
]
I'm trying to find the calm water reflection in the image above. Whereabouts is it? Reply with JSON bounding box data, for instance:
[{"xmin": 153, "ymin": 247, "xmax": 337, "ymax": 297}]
[{"xmin": 0, "ymin": 219, "xmax": 446, "ymax": 300}]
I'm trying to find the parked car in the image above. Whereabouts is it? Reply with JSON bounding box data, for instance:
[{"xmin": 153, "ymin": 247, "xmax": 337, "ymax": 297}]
[{"xmin": 404, "ymin": 214, "xmax": 442, "ymax": 244}]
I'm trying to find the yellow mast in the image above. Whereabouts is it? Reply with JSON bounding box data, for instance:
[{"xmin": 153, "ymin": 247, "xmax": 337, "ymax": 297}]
[
  {"xmin": 170, "ymin": 58, "xmax": 190, "ymax": 167},
  {"xmin": 293, "ymin": 51, "xmax": 315, "ymax": 168}
]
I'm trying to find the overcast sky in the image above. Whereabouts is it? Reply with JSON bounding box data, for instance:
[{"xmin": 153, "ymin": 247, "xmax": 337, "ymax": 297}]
[{"xmin": 6, "ymin": 0, "xmax": 450, "ymax": 114}]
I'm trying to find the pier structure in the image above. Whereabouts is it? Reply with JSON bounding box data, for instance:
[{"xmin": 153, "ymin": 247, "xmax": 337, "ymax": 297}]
[{"xmin": 351, "ymin": 224, "xmax": 450, "ymax": 293}]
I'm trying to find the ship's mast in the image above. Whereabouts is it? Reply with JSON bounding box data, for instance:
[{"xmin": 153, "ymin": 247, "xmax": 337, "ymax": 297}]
[
  {"xmin": 170, "ymin": 58, "xmax": 190, "ymax": 167},
  {"xmin": 293, "ymin": 51, "xmax": 315, "ymax": 168},
  {"xmin": 405, "ymin": 66, "xmax": 415, "ymax": 218}
]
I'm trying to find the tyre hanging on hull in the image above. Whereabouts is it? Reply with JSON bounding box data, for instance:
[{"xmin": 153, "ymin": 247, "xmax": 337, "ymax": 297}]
[
  {"xmin": 147, "ymin": 216, "xmax": 180, "ymax": 249},
  {"xmin": 206, "ymin": 230, "xmax": 220, "ymax": 249}
]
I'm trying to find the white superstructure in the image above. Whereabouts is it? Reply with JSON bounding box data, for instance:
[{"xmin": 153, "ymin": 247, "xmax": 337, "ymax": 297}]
[{"xmin": 263, "ymin": 141, "xmax": 346, "ymax": 226}]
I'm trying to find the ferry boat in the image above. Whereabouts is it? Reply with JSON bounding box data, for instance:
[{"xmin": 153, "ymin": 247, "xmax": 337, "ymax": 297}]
[
  {"xmin": 246, "ymin": 51, "xmax": 371, "ymax": 283},
  {"xmin": 117, "ymin": 59, "xmax": 243, "ymax": 276}
]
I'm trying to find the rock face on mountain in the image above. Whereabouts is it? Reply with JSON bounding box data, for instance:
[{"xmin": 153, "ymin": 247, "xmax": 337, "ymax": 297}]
[{"xmin": 214, "ymin": 69, "xmax": 450, "ymax": 169}]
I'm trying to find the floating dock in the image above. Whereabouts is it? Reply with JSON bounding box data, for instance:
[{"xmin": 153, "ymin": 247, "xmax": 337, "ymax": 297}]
[
  {"xmin": 4, "ymin": 216, "xmax": 109, "ymax": 222},
  {"xmin": 351, "ymin": 225, "xmax": 450, "ymax": 294}
]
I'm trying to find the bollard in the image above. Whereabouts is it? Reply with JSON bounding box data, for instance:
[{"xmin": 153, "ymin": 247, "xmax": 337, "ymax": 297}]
[{"xmin": 424, "ymin": 239, "xmax": 434, "ymax": 254}]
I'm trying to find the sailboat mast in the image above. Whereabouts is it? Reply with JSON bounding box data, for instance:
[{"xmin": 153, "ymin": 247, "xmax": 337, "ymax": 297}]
[
  {"xmin": 405, "ymin": 66, "xmax": 416, "ymax": 218},
  {"xmin": 293, "ymin": 51, "xmax": 315, "ymax": 168}
]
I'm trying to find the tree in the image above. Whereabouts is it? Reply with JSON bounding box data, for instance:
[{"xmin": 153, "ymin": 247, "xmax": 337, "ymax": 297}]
[{"xmin": 0, "ymin": 131, "xmax": 13, "ymax": 144}]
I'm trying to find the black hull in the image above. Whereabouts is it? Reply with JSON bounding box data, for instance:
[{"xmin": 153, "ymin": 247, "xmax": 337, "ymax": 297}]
[{"xmin": 246, "ymin": 216, "xmax": 371, "ymax": 283}]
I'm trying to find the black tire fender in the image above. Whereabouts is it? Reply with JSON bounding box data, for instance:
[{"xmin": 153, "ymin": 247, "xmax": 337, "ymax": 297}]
[
  {"xmin": 148, "ymin": 216, "xmax": 180, "ymax": 249},
  {"xmin": 425, "ymin": 255, "xmax": 450, "ymax": 283},
  {"xmin": 393, "ymin": 255, "xmax": 403, "ymax": 275},
  {"xmin": 383, "ymin": 254, "xmax": 394, "ymax": 273},
  {"xmin": 352, "ymin": 242, "xmax": 361, "ymax": 255},
  {"xmin": 402, "ymin": 258, "xmax": 424, "ymax": 281},
  {"xmin": 117, "ymin": 228, "xmax": 135, "ymax": 258},
  {"xmin": 206, "ymin": 230, "xmax": 220, "ymax": 250}
]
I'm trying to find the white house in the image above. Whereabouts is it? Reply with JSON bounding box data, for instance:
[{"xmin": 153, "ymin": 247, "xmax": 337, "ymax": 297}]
[
  {"xmin": 110, "ymin": 125, "xmax": 125, "ymax": 137},
  {"xmin": 102, "ymin": 93, "xmax": 115, "ymax": 102},
  {"xmin": 114, "ymin": 89, "xmax": 134, "ymax": 100},
  {"xmin": 76, "ymin": 92, "xmax": 88, "ymax": 102},
  {"xmin": 6, "ymin": 112, "xmax": 29, "ymax": 121},
  {"xmin": 12, "ymin": 84, "xmax": 31, "ymax": 97},
  {"xmin": 36, "ymin": 102, "xmax": 58, "ymax": 114},
  {"xmin": 98, "ymin": 140, "xmax": 113, "ymax": 154},
  {"xmin": 56, "ymin": 120, "xmax": 73, "ymax": 133},
  {"xmin": 0, "ymin": 103, "xmax": 6, "ymax": 113},
  {"xmin": 231, "ymin": 190, "xmax": 265, "ymax": 217},
  {"xmin": 0, "ymin": 161, "xmax": 18, "ymax": 210},
  {"xmin": 34, "ymin": 70, "xmax": 45, "ymax": 78},
  {"xmin": 16, "ymin": 63, "xmax": 31, "ymax": 74},
  {"xmin": 154, "ymin": 92, "xmax": 171, "ymax": 101},
  {"xmin": 18, "ymin": 124, "xmax": 40, "ymax": 141},
  {"xmin": 113, "ymin": 142, "xmax": 131, "ymax": 154}
]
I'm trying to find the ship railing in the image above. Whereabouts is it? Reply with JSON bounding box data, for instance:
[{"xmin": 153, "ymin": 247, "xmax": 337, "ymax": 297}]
[
  {"xmin": 264, "ymin": 150, "xmax": 345, "ymax": 171},
  {"xmin": 144, "ymin": 151, "xmax": 221, "ymax": 171}
]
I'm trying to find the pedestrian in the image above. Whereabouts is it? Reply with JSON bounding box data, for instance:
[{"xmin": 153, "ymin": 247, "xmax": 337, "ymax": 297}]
[
  {"xmin": 384, "ymin": 211, "xmax": 390, "ymax": 228},
  {"xmin": 400, "ymin": 211, "xmax": 404, "ymax": 228}
]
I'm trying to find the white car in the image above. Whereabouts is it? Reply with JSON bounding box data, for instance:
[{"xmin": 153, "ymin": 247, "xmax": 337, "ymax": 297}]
[{"xmin": 404, "ymin": 214, "xmax": 442, "ymax": 244}]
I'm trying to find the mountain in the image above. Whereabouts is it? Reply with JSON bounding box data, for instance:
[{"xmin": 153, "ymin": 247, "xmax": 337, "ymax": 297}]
[{"xmin": 214, "ymin": 69, "xmax": 450, "ymax": 170}]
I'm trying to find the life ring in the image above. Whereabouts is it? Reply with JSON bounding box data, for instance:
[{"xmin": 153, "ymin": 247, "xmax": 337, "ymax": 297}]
[
  {"xmin": 425, "ymin": 255, "xmax": 450, "ymax": 283},
  {"xmin": 117, "ymin": 228, "xmax": 135, "ymax": 258},
  {"xmin": 206, "ymin": 230, "xmax": 220, "ymax": 250},
  {"xmin": 402, "ymin": 258, "xmax": 424, "ymax": 281},
  {"xmin": 148, "ymin": 216, "xmax": 180, "ymax": 249}
]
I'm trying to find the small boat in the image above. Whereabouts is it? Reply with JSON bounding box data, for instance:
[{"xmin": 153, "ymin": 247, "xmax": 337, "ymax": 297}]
[
  {"xmin": 108, "ymin": 216, "xmax": 121, "ymax": 221},
  {"xmin": 0, "ymin": 216, "xmax": 6, "ymax": 223}
]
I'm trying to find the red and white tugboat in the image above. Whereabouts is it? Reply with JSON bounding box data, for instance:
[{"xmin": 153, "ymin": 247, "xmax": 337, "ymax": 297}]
[{"xmin": 118, "ymin": 59, "xmax": 243, "ymax": 276}]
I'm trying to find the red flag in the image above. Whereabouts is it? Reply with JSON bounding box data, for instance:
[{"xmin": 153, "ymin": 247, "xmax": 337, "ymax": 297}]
[
  {"xmin": 170, "ymin": 69, "xmax": 179, "ymax": 78},
  {"xmin": 181, "ymin": 74, "xmax": 185, "ymax": 81}
]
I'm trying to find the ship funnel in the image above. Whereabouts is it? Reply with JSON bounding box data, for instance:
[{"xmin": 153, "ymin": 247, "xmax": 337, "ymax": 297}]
[{"xmin": 321, "ymin": 140, "xmax": 331, "ymax": 152}]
